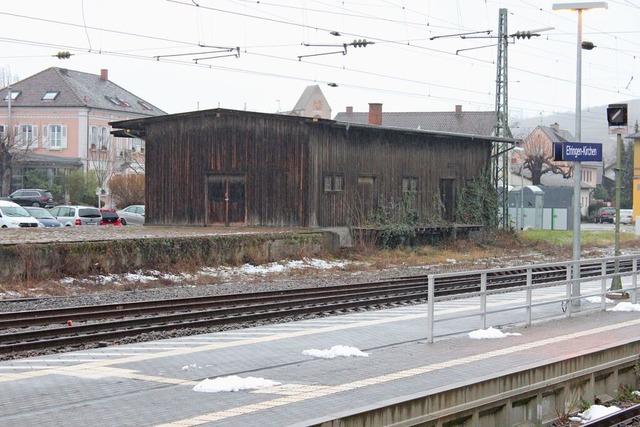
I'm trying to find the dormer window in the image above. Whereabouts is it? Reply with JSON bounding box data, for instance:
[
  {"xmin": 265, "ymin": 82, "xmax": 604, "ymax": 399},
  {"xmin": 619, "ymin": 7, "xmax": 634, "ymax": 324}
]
[
  {"xmin": 42, "ymin": 91, "xmax": 59, "ymax": 101},
  {"xmin": 115, "ymin": 96, "xmax": 131, "ymax": 107},
  {"xmin": 138, "ymin": 100, "xmax": 153, "ymax": 111},
  {"xmin": 105, "ymin": 95, "xmax": 119, "ymax": 105},
  {"xmin": 4, "ymin": 90, "xmax": 20, "ymax": 101}
]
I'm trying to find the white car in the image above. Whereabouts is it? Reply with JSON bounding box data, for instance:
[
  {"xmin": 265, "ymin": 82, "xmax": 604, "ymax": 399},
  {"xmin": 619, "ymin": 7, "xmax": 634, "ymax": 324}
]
[
  {"xmin": 116, "ymin": 205, "xmax": 145, "ymax": 225},
  {"xmin": 0, "ymin": 200, "xmax": 43, "ymax": 228},
  {"xmin": 616, "ymin": 209, "xmax": 634, "ymax": 224}
]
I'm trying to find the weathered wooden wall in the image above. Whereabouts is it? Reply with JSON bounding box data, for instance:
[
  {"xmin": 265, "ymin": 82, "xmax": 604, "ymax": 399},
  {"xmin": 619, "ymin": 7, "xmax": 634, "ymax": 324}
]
[
  {"xmin": 310, "ymin": 125, "xmax": 492, "ymax": 227},
  {"xmin": 144, "ymin": 111, "xmax": 310, "ymax": 226},
  {"xmin": 116, "ymin": 109, "xmax": 492, "ymax": 228}
]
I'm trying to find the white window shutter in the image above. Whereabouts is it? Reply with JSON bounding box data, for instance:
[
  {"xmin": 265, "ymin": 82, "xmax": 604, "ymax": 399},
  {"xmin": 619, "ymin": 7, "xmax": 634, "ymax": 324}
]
[
  {"xmin": 33, "ymin": 125, "xmax": 38, "ymax": 148},
  {"xmin": 42, "ymin": 125, "xmax": 49, "ymax": 148},
  {"xmin": 61, "ymin": 125, "xmax": 67, "ymax": 149}
]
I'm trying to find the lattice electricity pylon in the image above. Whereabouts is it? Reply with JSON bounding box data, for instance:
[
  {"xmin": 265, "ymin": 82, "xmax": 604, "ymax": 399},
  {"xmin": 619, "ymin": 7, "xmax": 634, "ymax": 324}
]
[
  {"xmin": 493, "ymin": 8, "xmax": 511, "ymax": 229},
  {"xmin": 431, "ymin": 8, "xmax": 550, "ymax": 228}
]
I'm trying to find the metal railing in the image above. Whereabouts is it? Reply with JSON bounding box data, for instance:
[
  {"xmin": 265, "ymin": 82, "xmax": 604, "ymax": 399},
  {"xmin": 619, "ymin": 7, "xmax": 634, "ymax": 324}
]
[{"xmin": 426, "ymin": 254, "xmax": 640, "ymax": 343}]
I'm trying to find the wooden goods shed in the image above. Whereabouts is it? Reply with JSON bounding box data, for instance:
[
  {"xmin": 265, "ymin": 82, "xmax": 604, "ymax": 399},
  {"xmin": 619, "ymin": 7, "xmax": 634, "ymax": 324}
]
[{"xmin": 110, "ymin": 108, "xmax": 514, "ymax": 228}]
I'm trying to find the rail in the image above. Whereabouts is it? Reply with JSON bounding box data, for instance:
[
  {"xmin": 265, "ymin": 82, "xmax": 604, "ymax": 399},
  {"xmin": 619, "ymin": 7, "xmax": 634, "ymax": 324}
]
[{"xmin": 426, "ymin": 254, "xmax": 640, "ymax": 343}]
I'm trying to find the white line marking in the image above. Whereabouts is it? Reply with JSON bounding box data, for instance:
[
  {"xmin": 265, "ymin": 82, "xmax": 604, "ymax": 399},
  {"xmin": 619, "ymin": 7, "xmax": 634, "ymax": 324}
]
[{"xmin": 154, "ymin": 316, "xmax": 640, "ymax": 426}]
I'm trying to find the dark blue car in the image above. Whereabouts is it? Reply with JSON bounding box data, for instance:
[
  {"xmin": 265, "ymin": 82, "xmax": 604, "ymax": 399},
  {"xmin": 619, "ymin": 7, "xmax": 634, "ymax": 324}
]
[{"xmin": 24, "ymin": 207, "xmax": 63, "ymax": 228}]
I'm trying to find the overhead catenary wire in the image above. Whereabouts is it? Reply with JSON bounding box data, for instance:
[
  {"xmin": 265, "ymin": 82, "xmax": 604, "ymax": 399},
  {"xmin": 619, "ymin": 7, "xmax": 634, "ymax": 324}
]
[{"xmin": 0, "ymin": 1, "xmax": 637, "ymax": 124}]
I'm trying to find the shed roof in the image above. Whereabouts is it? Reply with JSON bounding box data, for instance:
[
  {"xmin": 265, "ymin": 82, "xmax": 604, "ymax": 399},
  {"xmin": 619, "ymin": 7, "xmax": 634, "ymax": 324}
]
[
  {"xmin": 110, "ymin": 107, "xmax": 520, "ymax": 144},
  {"xmin": 0, "ymin": 67, "xmax": 166, "ymax": 116}
]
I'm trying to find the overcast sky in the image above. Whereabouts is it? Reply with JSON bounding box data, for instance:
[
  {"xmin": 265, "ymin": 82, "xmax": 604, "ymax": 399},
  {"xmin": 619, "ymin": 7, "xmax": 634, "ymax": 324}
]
[{"xmin": 1, "ymin": 1, "xmax": 638, "ymax": 131}]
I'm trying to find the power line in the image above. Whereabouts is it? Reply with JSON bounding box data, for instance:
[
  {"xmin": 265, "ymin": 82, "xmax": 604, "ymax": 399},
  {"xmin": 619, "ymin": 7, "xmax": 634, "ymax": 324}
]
[{"xmin": 0, "ymin": 2, "xmax": 638, "ymax": 121}]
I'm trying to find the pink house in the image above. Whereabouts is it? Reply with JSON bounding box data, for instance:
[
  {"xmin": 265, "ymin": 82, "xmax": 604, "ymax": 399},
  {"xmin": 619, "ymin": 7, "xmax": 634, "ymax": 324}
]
[{"xmin": 0, "ymin": 67, "xmax": 165, "ymax": 206}]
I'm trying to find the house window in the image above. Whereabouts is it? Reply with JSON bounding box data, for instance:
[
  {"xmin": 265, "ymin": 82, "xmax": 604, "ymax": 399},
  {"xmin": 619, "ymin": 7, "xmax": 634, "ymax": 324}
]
[
  {"xmin": 101, "ymin": 127, "xmax": 109, "ymax": 149},
  {"xmin": 43, "ymin": 124, "xmax": 67, "ymax": 149},
  {"xmin": 323, "ymin": 174, "xmax": 343, "ymax": 192},
  {"xmin": 42, "ymin": 91, "xmax": 59, "ymax": 100},
  {"xmin": 49, "ymin": 125, "xmax": 63, "ymax": 148},
  {"xmin": 90, "ymin": 125, "xmax": 99, "ymax": 149},
  {"xmin": 16, "ymin": 124, "xmax": 37, "ymax": 148},
  {"xmin": 0, "ymin": 125, "xmax": 5, "ymax": 140},
  {"xmin": 131, "ymin": 138, "xmax": 144, "ymax": 153}
]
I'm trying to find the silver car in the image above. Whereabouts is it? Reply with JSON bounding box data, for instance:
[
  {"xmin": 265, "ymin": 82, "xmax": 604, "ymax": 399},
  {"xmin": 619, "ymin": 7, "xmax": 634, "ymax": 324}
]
[
  {"xmin": 49, "ymin": 205, "xmax": 102, "ymax": 226},
  {"xmin": 116, "ymin": 205, "xmax": 145, "ymax": 225}
]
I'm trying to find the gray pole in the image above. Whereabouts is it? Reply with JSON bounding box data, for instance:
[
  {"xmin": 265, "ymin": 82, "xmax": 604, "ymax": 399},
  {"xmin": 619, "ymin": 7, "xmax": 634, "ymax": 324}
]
[
  {"xmin": 611, "ymin": 132, "xmax": 622, "ymax": 289},
  {"xmin": 520, "ymin": 165, "xmax": 524, "ymax": 229},
  {"xmin": 571, "ymin": 9, "xmax": 583, "ymax": 306}
]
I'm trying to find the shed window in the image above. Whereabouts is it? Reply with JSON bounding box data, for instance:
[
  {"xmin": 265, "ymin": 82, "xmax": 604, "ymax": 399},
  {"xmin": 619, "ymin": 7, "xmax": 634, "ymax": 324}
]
[
  {"xmin": 402, "ymin": 177, "xmax": 418, "ymax": 194},
  {"xmin": 324, "ymin": 174, "xmax": 343, "ymax": 192}
]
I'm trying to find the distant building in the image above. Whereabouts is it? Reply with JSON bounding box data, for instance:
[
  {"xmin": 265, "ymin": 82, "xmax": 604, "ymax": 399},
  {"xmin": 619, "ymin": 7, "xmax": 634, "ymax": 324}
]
[
  {"xmin": 334, "ymin": 104, "xmax": 497, "ymax": 136},
  {"xmin": 0, "ymin": 67, "xmax": 166, "ymax": 205},
  {"xmin": 286, "ymin": 85, "xmax": 331, "ymax": 119}
]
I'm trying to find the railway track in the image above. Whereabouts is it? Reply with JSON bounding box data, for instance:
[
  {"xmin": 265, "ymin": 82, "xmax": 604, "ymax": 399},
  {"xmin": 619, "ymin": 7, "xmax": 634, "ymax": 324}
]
[
  {"xmin": 0, "ymin": 259, "xmax": 634, "ymax": 357},
  {"xmin": 580, "ymin": 403, "xmax": 640, "ymax": 426}
]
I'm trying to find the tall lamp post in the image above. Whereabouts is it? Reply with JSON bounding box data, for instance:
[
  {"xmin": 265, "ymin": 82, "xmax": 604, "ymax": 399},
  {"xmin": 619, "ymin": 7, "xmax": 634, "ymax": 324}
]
[{"xmin": 552, "ymin": 2, "xmax": 608, "ymax": 307}]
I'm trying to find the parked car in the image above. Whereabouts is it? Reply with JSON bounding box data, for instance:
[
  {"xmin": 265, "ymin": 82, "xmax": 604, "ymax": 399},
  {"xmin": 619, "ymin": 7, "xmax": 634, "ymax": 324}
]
[
  {"xmin": 0, "ymin": 200, "xmax": 43, "ymax": 228},
  {"xmin": 99, "ymin": 208, "xmax": 123, "ymax": 226},
  {"xmin": 24, "ymin": 206, "xmax": 63, "ymax": 228},
  {"xmin": 7, "ymin": 189, "xmax": 55, "ymax": 208},
  {"xmin": 594, "ymin": 207, "xmax": 616, "ymax": 224},
  {"xmin": 616, "ymin": 209, "xmax": 634, "ymax": 225},
  {"xmin": 49, "ymin": 205, "xmax": 102, "ymax": 226},
  {"xmin": 117, "ymin": 205, "xmax": 145, "ymax": 225}
]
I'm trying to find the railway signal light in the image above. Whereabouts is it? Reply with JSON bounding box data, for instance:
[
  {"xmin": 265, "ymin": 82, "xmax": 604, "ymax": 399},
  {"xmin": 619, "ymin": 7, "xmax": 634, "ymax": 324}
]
[{"xmin": 607, "ymin": 104, "xmax": 627, "ymax": 127}]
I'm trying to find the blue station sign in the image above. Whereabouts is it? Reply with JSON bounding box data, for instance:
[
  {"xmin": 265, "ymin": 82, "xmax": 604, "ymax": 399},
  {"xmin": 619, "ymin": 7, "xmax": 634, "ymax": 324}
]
[{"xmin": 553, "ymin": 142, "xmax": 603, "ymax": 162}]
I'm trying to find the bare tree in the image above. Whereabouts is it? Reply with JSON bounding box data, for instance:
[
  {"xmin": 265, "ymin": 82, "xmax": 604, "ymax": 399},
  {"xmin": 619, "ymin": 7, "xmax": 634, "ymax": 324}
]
[
  {"xmin": 109, "ymin": 174, "xmax": 144, "ymax": 207},
  {"xmin": 0, "ymin": 120, "xmax": 40, "ymax": 195},
  {"xmin": 0, "ymin": 66, "xmax": 19, "ymax": 88},
  {"xmin": 86, "ymin": 126, "xmax": 114, "ymax": 207},
  {"xmin": 519, "ymin": 131, "xmax": 573, "ymax": 185},
  {"xmin": 0, "ymin": 67, "xmax": 23, "ymax": 195}
]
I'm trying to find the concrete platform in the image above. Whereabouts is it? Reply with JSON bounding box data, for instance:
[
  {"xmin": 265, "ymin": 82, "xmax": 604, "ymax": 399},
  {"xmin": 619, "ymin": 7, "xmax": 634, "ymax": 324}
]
[{"xmin": 1, "ymin": 286, "xmax": 639, "ymax": 426}]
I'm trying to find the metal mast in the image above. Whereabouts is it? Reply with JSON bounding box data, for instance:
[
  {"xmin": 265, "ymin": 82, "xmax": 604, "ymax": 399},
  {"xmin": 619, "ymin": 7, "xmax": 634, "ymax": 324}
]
[{"xmin": 493, "ymin": 8, "xmax": 512, "ymax": 229}]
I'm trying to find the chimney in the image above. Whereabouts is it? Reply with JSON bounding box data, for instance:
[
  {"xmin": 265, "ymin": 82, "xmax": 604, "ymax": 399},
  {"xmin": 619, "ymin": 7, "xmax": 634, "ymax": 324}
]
[
  {"xmin": 100, "ymin": 69, "xmax": 108, "ymax": 81},
  {"xmin": 550, "ymin": 122, "xmax": 560, "ymax": 131},
  {"xmin": 455, "ymin": 105, "xmax": 463, "ymax": 114},
  {"xmin": 346, "ymin": 106, "xmax": 353, "ymax": 116},
  {"xmin": 368, "ymin": 103, "xmax": 382, "ymax": 125}
]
